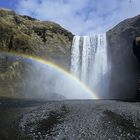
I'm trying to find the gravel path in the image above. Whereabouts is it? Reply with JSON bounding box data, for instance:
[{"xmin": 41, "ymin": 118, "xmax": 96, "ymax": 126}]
[{"xmin": 19, "ymin": 100, "xmax": 140, "ymax": 140}]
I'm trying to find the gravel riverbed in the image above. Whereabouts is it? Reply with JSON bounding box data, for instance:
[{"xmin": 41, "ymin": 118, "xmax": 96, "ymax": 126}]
[{"xmin": 19, "ymin": 100, "xmax": 140, "ymax": 140}]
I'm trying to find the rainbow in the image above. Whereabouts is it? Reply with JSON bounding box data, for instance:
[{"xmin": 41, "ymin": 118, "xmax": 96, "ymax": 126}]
[{"xmin": 0, "ymin": 51, "xmax": 99, "ymax": 99}]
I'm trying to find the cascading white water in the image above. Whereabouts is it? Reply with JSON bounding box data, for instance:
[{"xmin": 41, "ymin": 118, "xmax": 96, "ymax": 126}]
[
  {"xmin": 71, "ymin": 33, "xmax": 109, "ymax": 98},
  {"xmin": 71, "ymin": 36, "xmax": 80, "ymax": 77},
  {"xmin": 81, "ymin": 36, "xmax": 91, "ymax": 82},
  {"xmin": 92, "ymin": 34, "xmax": 108, "ymax": 84}
]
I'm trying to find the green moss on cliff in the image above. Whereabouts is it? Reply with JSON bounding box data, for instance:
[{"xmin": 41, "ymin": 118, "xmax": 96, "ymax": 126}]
[
  {"xmin": 0, "ymin": 8, "xmax": 73, "ymax": 98},
  {"xmin": 0, "ymin": 8, "xmax": 73, "ymax": 68}
]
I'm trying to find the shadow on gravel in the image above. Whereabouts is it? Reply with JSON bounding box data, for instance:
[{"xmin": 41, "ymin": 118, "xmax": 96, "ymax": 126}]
[
  {"xmin": 0, "ymin": 108, "xmax": 32, "ymax": 140},
  {"xmin": 36, "ymin": 105, "xmax": 69, "ymax": 137},
  {"xmin": 0, "ymin": 97, "xmax": 47, "ymax": 140},
  {"xmin": 103, "ymin": 110, "xmax": 140, "ymax": 136}
]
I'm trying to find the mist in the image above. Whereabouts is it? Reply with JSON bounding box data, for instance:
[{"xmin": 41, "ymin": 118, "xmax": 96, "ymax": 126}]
[
  {"xmin": 0, "ymin": 53, "xmax": 96, "ymax": 100},
  {"xmin": 24, "ymin": 59, "xmax": 95, "ymax": 99}
]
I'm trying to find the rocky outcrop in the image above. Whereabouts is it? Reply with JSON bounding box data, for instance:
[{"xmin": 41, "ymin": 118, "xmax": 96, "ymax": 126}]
[{"xmin": 107, "ymin": 15, "xmax": 140, "ymax": 99}]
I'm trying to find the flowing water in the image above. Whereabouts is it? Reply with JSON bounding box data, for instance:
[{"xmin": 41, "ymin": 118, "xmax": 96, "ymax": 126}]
[{"xmin": 71, "ymin": 33, "xmax": 109, "ymax": 98}]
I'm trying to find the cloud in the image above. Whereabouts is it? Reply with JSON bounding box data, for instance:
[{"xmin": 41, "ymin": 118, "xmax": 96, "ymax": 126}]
[{"xmin": 16, "ymin": 0, "xmax": 140, "ymax": 35}]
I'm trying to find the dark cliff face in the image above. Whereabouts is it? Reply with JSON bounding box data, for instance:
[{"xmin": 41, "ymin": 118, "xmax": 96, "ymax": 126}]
[
  {"xmin": 133, "ymin": 38, "xmax": 140, "ymax": 100},
  {"xmin": 0, "ymin": 9, "xmax": 73, "ymax": 99},
  {"xmin": 0, "ymin": 9, "xmax": 73, "ymax": 69},
  {"xmin": 107, "ymin": 15, "xmax": 140, "ymax": 99}
]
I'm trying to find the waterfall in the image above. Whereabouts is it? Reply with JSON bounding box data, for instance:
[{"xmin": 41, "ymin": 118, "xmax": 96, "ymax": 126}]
[
  {"xmin": 92, "ymin": 34, "xmax": 108, "ymax": 84},
  {"xmin": 71, "ymin": 36, "xmax": 80, "ymax": 77},
  {"xmin": 71, "ymin": 33, "xmax": 109, "ymax": 98},
  {"xmin": 81, "ymin": 36, "xmax": 91, "ymax": 82}
]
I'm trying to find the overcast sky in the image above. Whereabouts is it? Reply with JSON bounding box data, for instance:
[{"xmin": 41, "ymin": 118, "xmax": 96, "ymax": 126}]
[{"xmin": 0, "ymin": 0, "xmax": 140, "ymax": 35}]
